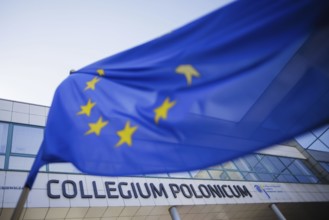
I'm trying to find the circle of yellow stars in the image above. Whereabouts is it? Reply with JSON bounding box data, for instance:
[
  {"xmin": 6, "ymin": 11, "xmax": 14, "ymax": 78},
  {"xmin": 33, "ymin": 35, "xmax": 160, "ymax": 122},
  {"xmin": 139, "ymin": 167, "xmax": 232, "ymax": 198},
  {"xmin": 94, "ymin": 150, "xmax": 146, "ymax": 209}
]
[{"xmin": 76, "ymin": 65, "xmax": 200, "ymax": 148}]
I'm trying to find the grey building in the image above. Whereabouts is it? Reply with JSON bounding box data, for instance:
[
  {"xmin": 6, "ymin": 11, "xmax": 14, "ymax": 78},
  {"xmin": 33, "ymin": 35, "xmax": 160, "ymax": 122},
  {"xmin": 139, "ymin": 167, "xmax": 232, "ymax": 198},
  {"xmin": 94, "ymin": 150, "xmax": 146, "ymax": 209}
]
[{"xmin": 0, "ymin": 98, "xmax": 329, "ymax": 220}]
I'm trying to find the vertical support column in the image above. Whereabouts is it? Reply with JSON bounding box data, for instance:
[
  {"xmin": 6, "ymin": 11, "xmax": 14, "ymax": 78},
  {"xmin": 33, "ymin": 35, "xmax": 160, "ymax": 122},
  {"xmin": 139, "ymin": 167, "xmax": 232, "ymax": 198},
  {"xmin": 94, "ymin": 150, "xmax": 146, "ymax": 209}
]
[
  {"xmin": 169, "ymin": 206, "xmax": 181, "ymax": 220},
  {"xmin": 270, "ymin": 204, "xmax": 286, "ymax": 220}
]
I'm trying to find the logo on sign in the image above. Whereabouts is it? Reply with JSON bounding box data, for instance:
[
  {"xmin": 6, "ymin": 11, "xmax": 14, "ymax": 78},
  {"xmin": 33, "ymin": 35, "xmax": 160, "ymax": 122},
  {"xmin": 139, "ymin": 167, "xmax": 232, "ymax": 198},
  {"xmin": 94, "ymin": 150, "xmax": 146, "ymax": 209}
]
[{"xmin": 254, "ymin": 184, "xmax": 270, "ymax": 199}]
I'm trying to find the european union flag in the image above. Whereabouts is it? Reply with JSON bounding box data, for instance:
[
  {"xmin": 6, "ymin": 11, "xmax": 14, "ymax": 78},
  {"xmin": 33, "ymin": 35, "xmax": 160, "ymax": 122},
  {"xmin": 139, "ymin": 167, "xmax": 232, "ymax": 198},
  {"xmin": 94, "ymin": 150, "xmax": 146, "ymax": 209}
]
[{"xmin": 26, "ymin": 0, "xmax": 329, "ymax": 188}]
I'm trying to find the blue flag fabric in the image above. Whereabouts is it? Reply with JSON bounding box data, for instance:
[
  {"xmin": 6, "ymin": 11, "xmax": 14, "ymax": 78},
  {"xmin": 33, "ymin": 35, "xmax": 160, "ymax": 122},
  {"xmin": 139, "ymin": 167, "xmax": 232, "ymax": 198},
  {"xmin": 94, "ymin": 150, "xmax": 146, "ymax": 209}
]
[{"xmin": 26, "ymin": 0, "xmax": 329, "ymax": 188}]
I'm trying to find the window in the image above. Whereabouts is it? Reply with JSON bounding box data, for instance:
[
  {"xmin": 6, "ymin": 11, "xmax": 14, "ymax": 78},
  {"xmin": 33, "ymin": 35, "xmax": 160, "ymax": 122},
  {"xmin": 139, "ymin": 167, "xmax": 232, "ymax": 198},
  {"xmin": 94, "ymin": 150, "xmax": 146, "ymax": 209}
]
[
  {"xmin": 242, "ymin": 172, "xmax": 258, "ymax": 181},
  {"xmin": 308, "ymin": 140, "xmax": 329, "ymax": 152},
  {"xmin": 222, "ymin": 161, "xmax": 238, "ymax": 170},
  {"xmin": 168, "ymin": 172, "xmax": 191, "ymax": 178},
  {"xmin": 245, "ymin": 155, "xmax": 268, "ymax": 173},
  {"xmin": 279, "ymin": 157, "xmax": 294, "ymax": 166},
  {"xmin": 1, "ymin": 121, "xmax": 323, "ymax": 184},
  {"xmin": 288, "ymin": 160, "xmax": 311, "ymax": 176},
  {"xmin": 0, "ymin": 122, "xmax": 8, "ymax": 153},
  {"xmin": 0, "ymin": 155, "xmax": 5, "ymax": 169},
  {"xmin": 233, "ymin": 158, "xmax": 251, "ymax": 171},
  {"xmin": 190, "ymin": 170, "xmax": 211, "ymax": 179},
  {"xmin": 145, "ymin": 173, "xmax": 169, "ymax": 178},
  {"xmin": 208, "ymin": 170, "xmax": 229, "ymax": 180},
  {"xmin": 208, "ymin": 164, "xmax": 223, "ymax": 170},
  {"xmin": 257, "ymin": 173, "xmax": 274, "ymax": 182},
  {"xmin": 276, "ymin": 174, "xmax": 298, "ymax": 183},
  {"xmin": 8, "ymin": 156, "xmax": 34, "ymax": 171},
  {"xmin": 11, "ymin": 125, "xmax": 43, "ymax": 155},
  {"xmin": 320, "ymin": 162, "xmax": 329, "ymax": 172},
  {"xmin": 261, "ymin": 156, "xmax": 285, "ymax": 174},
  {"xmin": 244, "ymin": 155, "xmax": 258, "ymax": 169},
  {"xmin": 226, "ymin": 171, "xmax": 244, "ymax": 180},
  {"xmin": 295, "ymin": 175, "xmax": 318, "ymax": 183}
]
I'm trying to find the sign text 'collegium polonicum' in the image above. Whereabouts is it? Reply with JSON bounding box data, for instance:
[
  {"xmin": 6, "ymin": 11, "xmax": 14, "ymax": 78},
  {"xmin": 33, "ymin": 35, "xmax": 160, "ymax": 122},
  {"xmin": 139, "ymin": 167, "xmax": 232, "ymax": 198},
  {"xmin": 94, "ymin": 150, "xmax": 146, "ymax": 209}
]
[{"xmin": 47, "ymin": 179, "xmax": 252, "ymax": 200}]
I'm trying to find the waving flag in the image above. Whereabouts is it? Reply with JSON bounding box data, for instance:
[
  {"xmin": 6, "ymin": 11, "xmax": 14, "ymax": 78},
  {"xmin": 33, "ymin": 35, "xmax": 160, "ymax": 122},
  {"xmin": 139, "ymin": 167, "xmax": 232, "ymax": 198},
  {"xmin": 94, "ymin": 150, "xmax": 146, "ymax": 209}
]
[{"xmin": 26, "ymin": 0, "xmax": 329, "ymax": 188}]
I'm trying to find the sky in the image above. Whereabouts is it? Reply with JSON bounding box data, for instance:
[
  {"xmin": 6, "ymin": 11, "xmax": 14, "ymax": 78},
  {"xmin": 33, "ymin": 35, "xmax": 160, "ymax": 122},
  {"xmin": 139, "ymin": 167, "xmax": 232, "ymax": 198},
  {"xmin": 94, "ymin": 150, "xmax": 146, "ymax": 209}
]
[{"xmin": 0, "ymin": 0, "xmax": 233, "ymax": 106}]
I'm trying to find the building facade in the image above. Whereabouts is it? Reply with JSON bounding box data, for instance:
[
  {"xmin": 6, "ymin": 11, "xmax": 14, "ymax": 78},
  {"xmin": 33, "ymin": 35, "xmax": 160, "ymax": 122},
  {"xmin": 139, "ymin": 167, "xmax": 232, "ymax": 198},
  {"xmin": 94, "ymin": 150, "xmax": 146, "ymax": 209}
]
[{"xmin": 0, "ymin": 98, "xmax": 329, "ymax": 220}]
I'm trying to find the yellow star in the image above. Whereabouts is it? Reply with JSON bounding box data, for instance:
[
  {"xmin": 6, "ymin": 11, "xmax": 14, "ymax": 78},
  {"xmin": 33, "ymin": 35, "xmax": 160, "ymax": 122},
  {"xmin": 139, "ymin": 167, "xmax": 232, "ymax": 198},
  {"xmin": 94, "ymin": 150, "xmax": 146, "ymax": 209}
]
[
  {"xmin": 116, "ymin": 121, "xmax": 138, "ymax": 147},
  {"xmin": 175, "ymin": 64, "xmax": 200, "ymax": 86},
  {"xmin": 85, "ymin": 77, "xmax": 100, "ymax": 90},
  {"xmin": 97, "ymin": 69, "xmax": 105, "ymax": 76},
  {"xmin": 85, "ymin": 117, "xmax": 108, "ymax": 136},
  {"xmin": 154, "ymin": 97, "xmax": 176, "ymax": 124},
  {"xmin": 77, "ymin": 99, "xmax": 96, "ymax": 116}
]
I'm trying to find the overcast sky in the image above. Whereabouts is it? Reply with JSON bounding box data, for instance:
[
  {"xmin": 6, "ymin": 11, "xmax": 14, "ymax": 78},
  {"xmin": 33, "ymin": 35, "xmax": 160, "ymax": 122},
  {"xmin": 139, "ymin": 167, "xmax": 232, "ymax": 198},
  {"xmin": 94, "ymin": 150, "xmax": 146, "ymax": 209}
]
[{"xmin": 0, "ymin": 0, "xmax": 232, "ymax": 106}]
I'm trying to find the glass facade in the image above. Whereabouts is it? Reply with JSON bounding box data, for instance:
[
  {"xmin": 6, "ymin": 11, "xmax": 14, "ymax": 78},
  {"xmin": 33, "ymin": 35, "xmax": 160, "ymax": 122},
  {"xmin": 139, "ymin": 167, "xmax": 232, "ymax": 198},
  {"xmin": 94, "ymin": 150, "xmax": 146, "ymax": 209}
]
[
  {"xmin": 296, "ymin": 125, "xmax": 329, "ymax": 152},
  {"xmin": 0, "ymin": 122, "xmax": 8, "ymax": 153},
  {"xmin": 0, "ymin": 120, "xmax": 324, "ymax": 184},
  {"xmin": 11, "ymin": 124, "xmax": 43, "ymax": 155},
  {"xmin": 320, "ymin": 162, "xmax": 329, "ymax": 172},
  {"xmin": 295, "ymin": 124, "xmax": 329, "ymax": 181}
]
